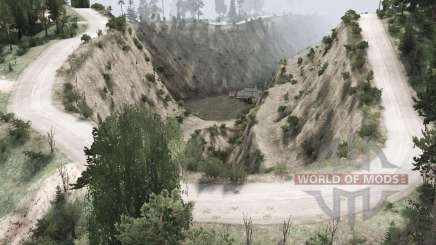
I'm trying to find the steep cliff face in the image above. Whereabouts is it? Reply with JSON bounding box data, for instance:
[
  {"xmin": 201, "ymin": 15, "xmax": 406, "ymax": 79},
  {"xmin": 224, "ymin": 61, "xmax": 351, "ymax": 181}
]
[{"xmin": 136, "ymin": 14, "xmax": 335, "ymax": 100}]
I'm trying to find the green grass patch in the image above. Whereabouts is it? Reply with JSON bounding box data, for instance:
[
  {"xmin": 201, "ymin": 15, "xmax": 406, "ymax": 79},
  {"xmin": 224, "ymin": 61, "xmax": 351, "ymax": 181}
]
[
  {"xmin": 0, "ymin": 92, "xmax": 66, "ymax": 217},
  {"xmin": 0, "ymin": 8, "xmax": 87, "ymax": 80}
]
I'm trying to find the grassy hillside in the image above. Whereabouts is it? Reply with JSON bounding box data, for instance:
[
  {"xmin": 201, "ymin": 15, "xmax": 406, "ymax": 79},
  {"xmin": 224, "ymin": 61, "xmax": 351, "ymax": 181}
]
[{"xmin": 0, "ymin": 93, "xmax": 65, "ymax": 217}]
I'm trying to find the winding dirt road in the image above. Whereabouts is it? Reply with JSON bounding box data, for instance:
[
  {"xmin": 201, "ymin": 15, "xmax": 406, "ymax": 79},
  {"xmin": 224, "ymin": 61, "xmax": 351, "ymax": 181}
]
[
  {"xmin": 0, "ymin": 12, "xmax": 424, "ymax": 243},
  {"xmin": 186, "ymin": 14, "xmax": 423, "ymax": 224},
  {"xmin": 0, "ymin": 9, "xmax": 106, "ymax": 245}
]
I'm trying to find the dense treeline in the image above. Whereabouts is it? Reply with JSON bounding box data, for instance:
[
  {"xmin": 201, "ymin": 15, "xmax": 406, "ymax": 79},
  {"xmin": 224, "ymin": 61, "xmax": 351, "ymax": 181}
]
[
  {"xmin": 71, "ymin": 0, "xmax": 90, "ymax": 8},
  {"xmin": 0, "ymin": 0, "xmax": 67, "ymax": 42},
  {"xmin": 379, "ymin": 1, "xmax": 436, "ymax": 244},
  {"xmin": 378, "ymin": 0, "xmax": 436, "ymax": 124}
]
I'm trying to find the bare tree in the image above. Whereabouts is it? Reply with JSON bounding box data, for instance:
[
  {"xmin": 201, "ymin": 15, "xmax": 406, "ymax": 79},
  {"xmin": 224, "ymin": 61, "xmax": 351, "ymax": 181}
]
[
  {"xmin": 326, "ymin": 218, "xmax": 339, "ymax": 245},
  {"xmin": 281, "ymin": 216, "xmax": 292, "ymax": 245},
  {"xmin": 58, "ymin": 162, "xmax": 70, "ymax": 193},
  {"xmin": 243, "ymin": 215, "xmax": 254, "ymax": 245},
  {"xmin": 47, "ymin": 127, "xmax": 55, "ymax": 154}
]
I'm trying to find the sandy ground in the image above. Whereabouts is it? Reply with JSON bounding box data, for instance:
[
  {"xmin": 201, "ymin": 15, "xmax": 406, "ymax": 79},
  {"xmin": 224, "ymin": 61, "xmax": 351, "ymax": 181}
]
[
  {"xmin": 0, "ymin": 80, "xmax": 13, "ymax": 93},
  {"xmin": 0, "ymin": 12, "xmax": 425, "ymax": 244}
]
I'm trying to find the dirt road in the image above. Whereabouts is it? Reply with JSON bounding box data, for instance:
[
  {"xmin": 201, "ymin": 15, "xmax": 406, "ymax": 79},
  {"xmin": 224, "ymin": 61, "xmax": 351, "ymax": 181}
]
[
  {"xmin": 0, "ymin": 9, "xmax": 106, "ymax": 244},
  {"xmin": 0, "ymin": 12, "xmax": 424, "ymax": 244},
  {"xmin": 184, "ymin": 14, "xmax": 423, "ymax": 224}
]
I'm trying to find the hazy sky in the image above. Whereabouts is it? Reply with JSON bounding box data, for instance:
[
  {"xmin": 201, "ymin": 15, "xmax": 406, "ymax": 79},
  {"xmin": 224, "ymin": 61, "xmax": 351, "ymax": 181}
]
[{"xmin": 92, "ymin": 0, "xmax": 380, "ymax": 21}]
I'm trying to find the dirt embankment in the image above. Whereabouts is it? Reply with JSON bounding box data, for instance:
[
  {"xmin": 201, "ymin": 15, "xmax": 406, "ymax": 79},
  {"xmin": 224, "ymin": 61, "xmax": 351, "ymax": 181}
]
[
  {"xmin": 231, "ymin": 21, "xmax": 383, "ymax": 171},
  {"xmin": 136, "ymin": 14, "xmax": 335, "ymax": 100},
  {"xmin": 56, "ymin": 29, "xmax": 181, "ymax": 122}
]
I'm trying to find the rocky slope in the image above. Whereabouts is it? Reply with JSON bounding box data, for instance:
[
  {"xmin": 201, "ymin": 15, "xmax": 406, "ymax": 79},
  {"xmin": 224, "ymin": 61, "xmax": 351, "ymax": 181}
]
[
  {"xmin": 136, "ymin": 14, "xmax": 336, "ymax": 99},
  {"xmin": 56, "ymin": 29, "xmax": 181, "ymax": 122},
  {"xmin": 230, "ymin": 15, "xmax": 383, "ymax": 172}
]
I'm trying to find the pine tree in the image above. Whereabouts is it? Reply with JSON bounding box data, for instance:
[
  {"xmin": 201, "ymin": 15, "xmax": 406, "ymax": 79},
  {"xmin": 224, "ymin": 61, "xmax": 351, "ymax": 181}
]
[
  {"xmin": 228, "ymin": 0, "xmax": 237, "ymax": 21},
  {"xmin": 126, "ymin": 0, "xmax": 137, "ymax": 22}
]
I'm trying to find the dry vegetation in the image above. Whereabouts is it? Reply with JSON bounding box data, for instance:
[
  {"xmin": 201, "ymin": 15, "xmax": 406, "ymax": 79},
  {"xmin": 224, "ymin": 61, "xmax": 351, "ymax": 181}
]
[
  {"xmin": 55, "ymin": 27, "xmax": 181, "ymax": 122},
  {"xmin": 231, "ymin": 11, "xmax": 384, "ymax": 174}
]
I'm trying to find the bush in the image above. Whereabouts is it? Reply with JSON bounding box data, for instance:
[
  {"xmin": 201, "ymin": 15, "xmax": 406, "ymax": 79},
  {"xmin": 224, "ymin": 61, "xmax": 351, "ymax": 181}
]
[
  {"xmin": 342, "ymin": 9, "xmax": 360, "ymax": 25},
  {"xmin": 277, "ymin": 105, "xmax": 287, "ymax": 113},
  {"xmin": 22, "ymin": 151, "xmax": 52, "ymax": 179},
  {"xmin": 25, "ymin": 189, "xmax": 82, "ymax": 244},
  {"xmin": 318, "ymin": 62, "xmax": 329, "ymax": 76},
  {"xmin": 282, "ymin": 116, "xmax": 302, "ymax": 138},
  {"xmin": 9, "ymin": 119, "xmax": 31, "ymax": 144},
  {"xmin": 342, "ymin": 72, "xmax": 351, "ymax": 80},
  {"xmin": 359, "ymin": 120, "xmax": 379, "ymax": 138},
  {"xmin": 337, "ymin": 141, "xmax": 349, "ymax": 158},
  {"xmin": 359, "ymin": 107, "xmax": 380, "ymax": 139},
  {"xmin": 356, "ymin": 41, "xmax": 369, "ymax": 50},
  {"xmin": 274, "ymin": 163, "xmax": 288, "ymax": 176},
  {"xmin": 103, "ymin": 72, "xmax": 113, "ymax": 94},
  {"xmin": 145, "ymin": 73, "xmax": 155, "ymax": 82},
  {"xmin": 63, "ymin": 83, "xmax": 79, "ymax": 112},
  {"xmin": 133, "ymin": 37, "xmax": 143, "ymax": 49},
  {"xmin": 297, "ymin": 57, "xmax": 303, "ymax": 66},
  {"xmin": 0, "ymin": 112, "xmax": 15, "ymax": 123},
  {"xmin": 81, "ymin": 34, "xmax": 91, "ymax": 43},
  {"xmin": 77, "ymin": 97, "xmax": 93, "ymax": 118},
  {"xmin": 356, "ymin": 82, "xmax": 382, "ymax": 105},
  {"xmin": 352, "ymin": 55, "xmax": 366, "ymax": 70},
  {"xmin": 202, "ymin": 157, "xmax": 225, "ymax": 179},
  {"xmin": 71, "ymin": 0, "xmax": 90, "ymax": 8},
  {"xmin": 91, "ymin": 2, "xmax": 105, "ymax": 11},
  {"xmin": 107, "ymin": 16, "xmax": 127, "ymax": 32}
]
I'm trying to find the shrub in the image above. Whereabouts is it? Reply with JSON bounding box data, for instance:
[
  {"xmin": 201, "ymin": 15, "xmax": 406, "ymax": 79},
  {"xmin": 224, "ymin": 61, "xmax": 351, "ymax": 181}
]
[
  {"xmin": 297, "ymin": 57, "xmax": 303, "ymax": 66},
  {"xmin": 342, "ymin": 72, "xmax": 351, "ymax": 80},
  {"xmin": 77, "ymin": 97, "xmax": 93, "ymax": 118},
  {"xmin": 277, "ymin": 105, "xmax": 287, "ymax": 113},
  {"xmin": 274, "ymin": 163, "xmax": 288, "ymax": 176},
  {"xmin": 103, "ymin": 72, "xmax": 113, "ymax": 94},
  {"xmin": 107, "ymin": 16, "xmax": 127, "ymax": 32},
  {"xmin": 133, "ymin": 37, "xmax": 143, "ymax": 49},
  {"xmin": 356, "ymin": 82, "xmax": 382, "ymax": 105},
  {"xmin": 202, "ymin": 157, "xmax": 225, "ymax": 179},
  {"xmin": 91, "ymin": 2, "xmax": 105, "ymax": 11},
  {"xmin": 26, "ymin": 189, "xmax": 82, "ymax": 244},
  {"xmin": 282, "ymin": 116, "xmax": 302, "ymax": 138},
  {"xmin": 337, "ymin": 141, "xmax": 349, "ymax": 158},
  {"xmin": 352, "ymin": 55, "xmax": 366, "ymax": 70},
  {"xmin": 356, "ymin": 41, "xmax": 369, "ymax": 50},
  {"xmin": 71, "ymin": 0, "xmax": 90, "ymax": 8},
  {"xmin": 9, "ymin": 119, "xmax": 31, "ymax": 145},
  {"xmin": 0, "ymin": 112, "xmax": 15, "ymax": 123},
  {"xmin": 366, "ymin": 70, "xmax": 374, "ymax": 81},
  {"xmin": 81, "ymin": 34, "xmax": 91, "ymax": 43},
  {"xmin": 307, "ymin": 48, "xmax": 315, "ymax": 60},
  {"xmin": 359, "ymin": 107, "xmax": 380, "ymax": 139},
  {"xmin": 318, "ymin": 63, "xmax": 329, "ymax": 76},
  {"xmin": 359, "ymin": 120, "xmax": 379, "ymax": 138},
  {"xmin": 342, "ymin": 9, "xmax": 360, "ymax": 25},
  {"xmin": 228, "ymin": 164, "xmax": 246, "ymax": 183},
  {"xmin": 144, "ymin": 54, "xmax": 150, "ymax": 62},
  {"xmin": 145, "ymin": 73, "xmax": 155, "ymax": 82},
  {"xmin": 23, "ymin": 151, "xmax": 52, "ymax": 179}
]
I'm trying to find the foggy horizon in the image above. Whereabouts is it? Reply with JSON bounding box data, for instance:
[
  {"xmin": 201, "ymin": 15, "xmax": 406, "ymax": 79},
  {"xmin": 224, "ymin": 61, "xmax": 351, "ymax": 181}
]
[{"xmin": 91, "ymin": 0, "xmax": 380, "ymax": 22}]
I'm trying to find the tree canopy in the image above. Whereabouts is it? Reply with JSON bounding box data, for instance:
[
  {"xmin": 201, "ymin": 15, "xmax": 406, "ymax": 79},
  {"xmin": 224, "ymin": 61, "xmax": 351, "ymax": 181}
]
[{"xmin": 73, "ymin": 105, "xmax": 182, "ymax": 244}]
